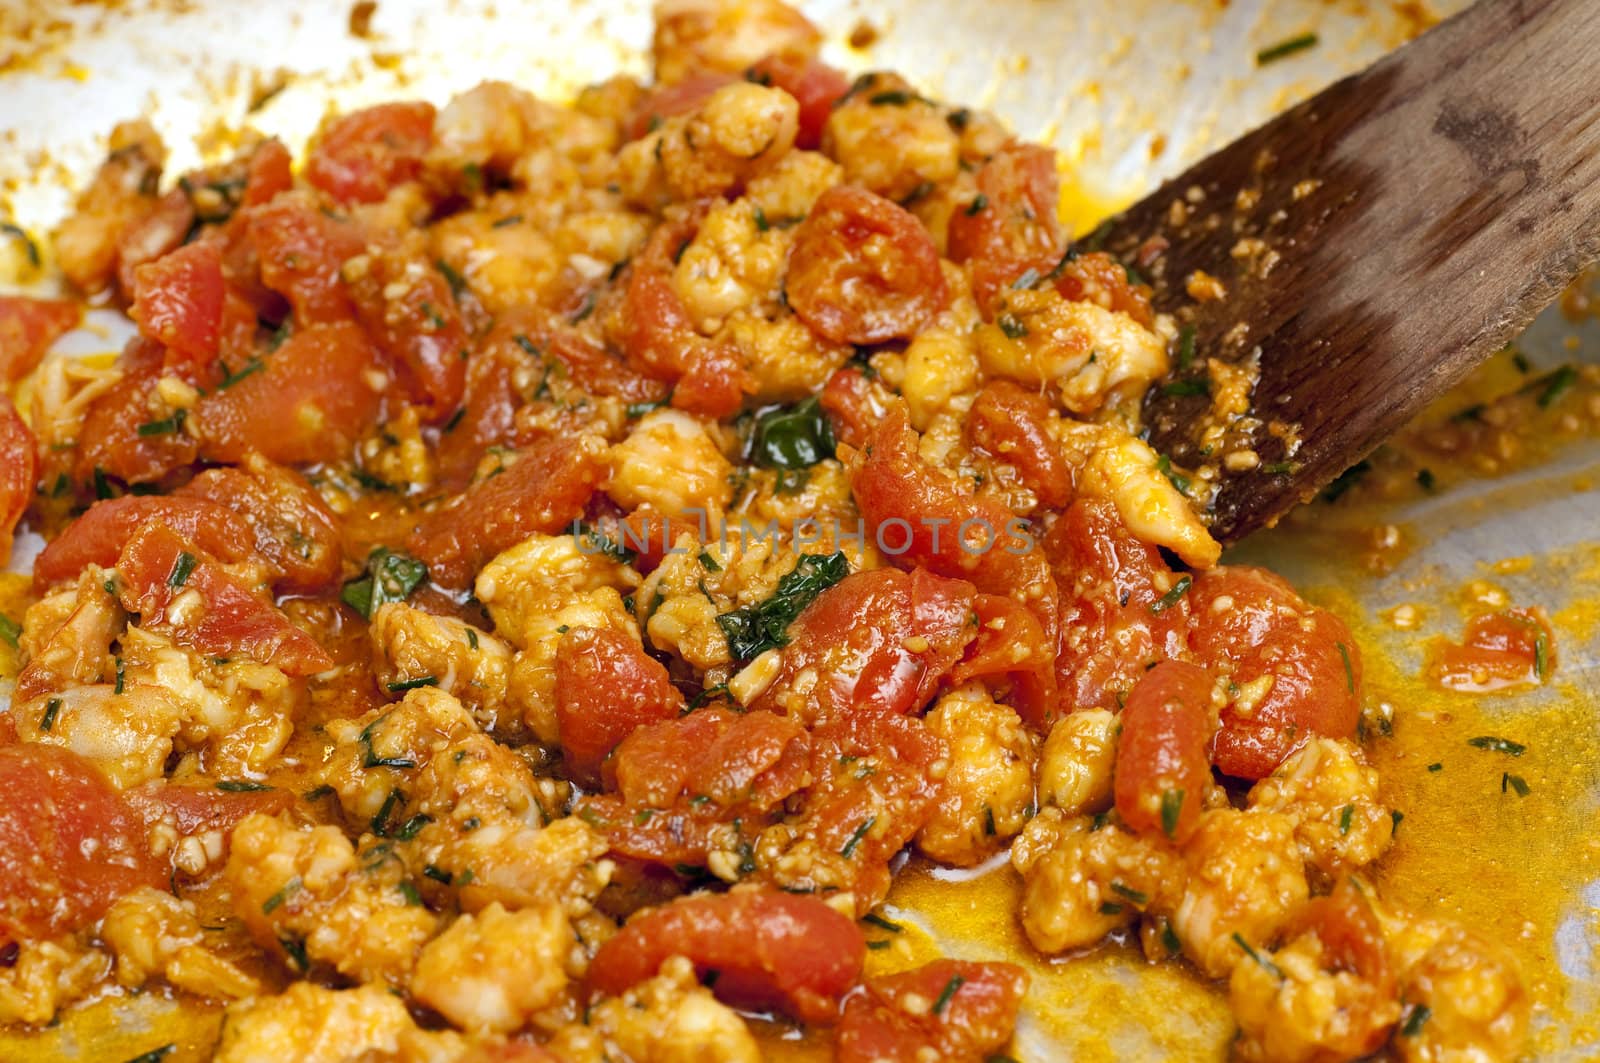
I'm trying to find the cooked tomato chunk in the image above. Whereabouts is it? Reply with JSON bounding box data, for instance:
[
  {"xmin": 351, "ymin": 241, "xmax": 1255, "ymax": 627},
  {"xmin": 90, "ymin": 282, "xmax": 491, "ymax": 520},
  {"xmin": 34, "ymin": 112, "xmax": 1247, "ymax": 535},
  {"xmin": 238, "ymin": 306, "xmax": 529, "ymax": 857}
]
[
  {"xmin": 33, "ymin": 495, "xmax": 255, "ymax": 591},
  {"xmin": 1427, "ymin": 606, "xmax": 1555, "ymax": 692},
  {"xmin": 1114, "ymin": 659, "xmax": 1213, "ymax": 844},
  {"xmin": 581, "ymin": 707, "xmax": 811, "ymax": 867},
  {"xmin": 747, "ymin": 53, "xmax": 851, "ymax": 149},
  {"xmin": 947, "ymin": 142, "xmax": 1062, "ymax": 315},
  {"xmin": 247, "ymin": 194, "xmax": 365, "ymax": 323},
  {"xmin": 408, "ymin": 435, "xmax": 607, "ymax": 587},
  {"xmin": 1045, "ymin": 495, "xmax": 1191, "ymax": 711},
  {"xmin": 179, "ymin": 458, "xmax": 345, "ymax": 593},
  {"xmin": 749, "ymin": 567, "xmax": 978, "ymax": 725},
  {"xmin": 116, "ymin": 524, "xmax": 333, "ymax": 676},
  {"xmin": 951, "ymin": 593, "xmax": 1059, "ymax": 730},
  {"xmin": 304, "ymin": 101, "xmax": 435, "ymax": 205},
  {"xmin": 132, "ymin": 241, "xmax": 225, "ymax": 378},
  {"xmin": 787, "ymin": 186, "xmax": 948, "ymax": 345},
  {"xmin": 76, "ymin": 339, "xmax": 199, "ymax": 486},
  {"xmin": 588, "ymin": 888, "xmax": 864, "ymax": 1024},
  {"xmin": 837, "ymin": 959, "xmax": 1029, "ymax": 1063},
  {"xmin": 0, "ymin": 396, "xmax": 36, "ymax": 566},
  {"xmin": 851, "ymin": 405, "xmax": 1058, "ymax": 641},
  {"xmin": 555, "ymin": 626, "xmax": 685, "ymax": 783},
  {"xmin": 1189, "ymin": 566, "xmax": 1362, "ymax": 780},
  {"xmin": 196, "ymin": 320, "xmax": 383, "ymax": 466},
  {"xmin": 0, "ymin": 295, "xmax": 80, "ymax": 384},
  {"xmin": 346, "ymin": 246, "xmax": 469, "ymax": 418},
  {"xmin": 0, "ymin": 745, "xmax": 163, "ymax": 945},
  {"xmin": 966, "ymin": 380, "xmax": 1073, "ymax": 508}
]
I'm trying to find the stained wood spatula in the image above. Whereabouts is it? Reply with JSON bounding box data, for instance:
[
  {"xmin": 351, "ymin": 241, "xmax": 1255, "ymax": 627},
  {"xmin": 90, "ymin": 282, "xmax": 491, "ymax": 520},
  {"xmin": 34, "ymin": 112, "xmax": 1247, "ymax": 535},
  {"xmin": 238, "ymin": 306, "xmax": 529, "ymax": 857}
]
[{"xmin": 1096, "ymin": 0, "xmax": 1600, "ymax": 544}]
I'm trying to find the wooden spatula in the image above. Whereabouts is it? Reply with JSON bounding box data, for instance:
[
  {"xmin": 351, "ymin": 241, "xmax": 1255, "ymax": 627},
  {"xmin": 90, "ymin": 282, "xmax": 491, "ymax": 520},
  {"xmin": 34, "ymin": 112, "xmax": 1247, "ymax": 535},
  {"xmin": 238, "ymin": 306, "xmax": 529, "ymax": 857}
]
[{"xmin": 1094, "ymin": 0, "xmax": 1600, "ymax": 544}]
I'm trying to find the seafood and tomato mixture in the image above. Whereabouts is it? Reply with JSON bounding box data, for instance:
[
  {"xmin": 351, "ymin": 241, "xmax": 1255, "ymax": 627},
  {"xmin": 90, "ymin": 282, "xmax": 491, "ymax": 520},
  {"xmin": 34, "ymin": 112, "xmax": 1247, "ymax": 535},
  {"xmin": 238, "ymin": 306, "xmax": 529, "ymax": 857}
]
[{"xmin": 0, "ymin": 1, "xmax": 1533, "ymax": 1060}]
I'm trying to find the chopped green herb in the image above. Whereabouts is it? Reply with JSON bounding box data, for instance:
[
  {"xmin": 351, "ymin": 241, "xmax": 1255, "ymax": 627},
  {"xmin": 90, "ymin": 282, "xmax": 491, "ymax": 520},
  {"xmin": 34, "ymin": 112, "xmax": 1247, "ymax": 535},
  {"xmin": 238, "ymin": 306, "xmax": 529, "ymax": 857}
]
[
  {"xmin": 1512, "ymin": 351, "xmax": 1532, "ymax": 373},
  {"xmin": 1321, "ymin": 460, "xmax": 1371, "ymax": 502},
  {"xmin": 697, "ymin": 550, "xmax": 722, "ymax": 572},
  {"xmin": 423, "ymin": 864, "xmax": 453, "ymax": 885},
  {"xmin": 868, "ymin": 89, "xmax": 918, "ymax": 106},
  {"xmin": 1452, "ymin": 403, "xmax": 1486, "ymax": 423},
  {"xmin": 625, "ymin": 394, "xmax": 671, "ymax": 418},
  {"xmin": 168, "ymin": 551, "xmax": 198, "ymax": 588},
  {"xmin": 1161, "ymin": 378, "xmax": 1210, "ymax": 398},
  {"xmin": 1159, "ymin": 788, "xmax": 1185, "ymax": 839},
  {"xmin": 217, "ymin": 780, "xmax": 271, "ymax": 792},
  {"xmin": 1, "ymin": 222, "xmax": 41, "ymax": 268},
  {"xmin": 1155, "ymin": 454, "xmax": 1191, "ymax": 494},
  {"xmin": 1401, "ymin": 1002, "xmax": 1432, "ymax": 1037},
  {"xmin": 1263, "ymin": 461, "xmax": 1296, "ymax": 475},
  {"xmin": 996, "ymin": 312, "xmax": 1028, "ymax": 339},
  {"xmin": 1427, "ymin": 762, "xmax": 1442, "ymax": 773},
  {"xmin": 120, "ymin": 1045, "xmax": 176, "ymax": 1063},
  {"xmin": 1390, "ymin": 810, "xmax": 1405, "ymax": 836},
  {"xmin": 1256, "ymin": 31, "xmax": 1318, "ymax": 65},
  {"xmin": 1110, "ymin": 881, "xmax": 1149, "ymax": 906},
  {"xmin": 0, "ymin": 615, "xmax": 20, "ymax": 650},
  {"xmin": 304, "ymin": 784, "xmax": 336, "ymax": 800},
  {"xmin": 262, "ymin": 876, "xmax": 301, "ymax": 914},
  {"xmin": 931, "ymin": 974, "xmax": 965, "ymax": 1014},
  {"xmin": 946, "ymin": 108, "xmax": 971, "ymax": 132},
  {"xmin": 716, "ymin": 551, "xmax": 849, "ymax": 659},
  {"xmin": 1336, "ymin": 642, "xmax": 1355, "ymax": 693},
  {"xmin": 840, "ymin": 816, "xmax": 875, "ymax": 858},
  {"xmin": 983, "ymin": 805, "xmax": 997, "ymax": 836},
  {"xmin": 863, "ymin": 912, "xmax": 903, "ymax": 933},
  {"xmin": 434, "ymin": 258, "xmax": 467, "ymax": 300},
  {"xmin": 965, "ymin": 193, "xmax": 989, "ymax": 216},
  {"xmin": 1160, "ymin": 922, "xmax": 1182, "ymax": 954},
  {"xmin": 40, "ymin": 698, "xmax": 61, "ymax": 732},
  {"xmin": 341, "ymin": 548, "xmax": 429, "ymax": 619},
  {"xmin": 1534, "ymin": 631, "xmax": 1549, "ymax": 680},
  {"xmin": 370, "ymin": 789, "xmax": 404, "ymax": 837},
  {"xmin": 1174, "ymin": 325, "xmax": 1197, "ymax": 369},
  {"xmin": 466, "ymin": 629, "xmax": 479, "ymax": 650},
  {"xmin": 1233, "ymin": 933, "xmax": 1282, "ymax": 976},
  {"xmin": 1099, "ymin": 901, "xmax": 1125, "ymax": 915},
  {"xmin": 279, "ymin": 934, "xmax": 309, "ymax": 970},
  {"xmin": 1467, "ymin": 736, "xmax": 1526, "ymax": 756},
  {"xmin": 396, "ymin": 881, "xmax": 422, "ymax": 906},
  {"xmin": 1150, "ymin": 576, "xmax": 1192, "ymax": 614},
  {"xmin": 217, "ymin": 359, "xmax": 265, "ymax": 389},
  {"xmin": 136, "ymin": 409, "xmax": 187, "ymax": 437},
  {"xmin": 1502, "ymin": 772, "xmax": 1530, "ymax": 797},
  {"xmin": 575, "ymin": 522, "xmax": 638, "ymax": 564},
  {"xmin": 753, "ymin": 205, "xmax": 771, "ymax": 232},
  {"xmin": 386, "ymin": 675, "xmax": 438, "ymax": 692},
  {"xmin": 750, "ymin": 396, "xmax": 836, "ymax": 469},
  {"xmin": 491, "ymin": 213, "xmax": 523, "ymax": 229},
  {"xmin": 1538, "ymin": 365, "xmax": 1577, "ymax": 408},
  {"xmin": 1338, "ymin": 804, "xmax": 1355, "ymax": 835},
  {"xmin": 866, "ymin": 939, "xmax": 892, "ymax": 950},
  {"xmin": 1416, "ymin": 468, "xmax": 1437, "ymax": 492}
]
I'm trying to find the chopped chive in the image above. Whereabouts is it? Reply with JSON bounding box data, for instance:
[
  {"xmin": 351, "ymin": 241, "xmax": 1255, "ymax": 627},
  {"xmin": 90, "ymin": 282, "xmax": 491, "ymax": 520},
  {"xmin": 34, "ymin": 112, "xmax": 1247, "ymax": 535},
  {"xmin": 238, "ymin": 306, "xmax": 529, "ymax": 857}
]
[
  {"xmin": 983, "ymin": 805, "xmax": 997, "ymax": 836},
  {"xmin": 1, "ymin": 222, "xmax": 41, "ymax": 268},
  {"xmin": 40, "ymin": 698, "xmax": 62, "ymax": 732},
  {"xmin": 1427, "ymin": 762, "xmax": 1442, "ymax": 773},
  {"xmin": 1538, "ymin": 365, "xmax": 1577, "ymax": 408},
  {"xmin": 1467, "ymin": 735, "xmax": 1526, "ymax": 756},
  {"xmin": 113, "ymin": 656, "xmax": 125, "ymax": 694},
  {"xmin": 965, "ymin": 194, "xmax": 989, "ymax": 216},
  {"xmin": 1155, "ymin": 454, "xmax": 1191, "ymax": 494},
  {"xmin": 262, "ymin": 876, "xmax": 301, "ymax": 914},
  {"xmin": 396, "ymin": 880, "xmax": 422, "ymax": 906},
  {"xmin": 0, "ymin": 615, "xmax": 22, "ymax": 649},
  {"xmin": 931, "ymin": 974, "xmax": 965, "ymax": 1015},
  {"xmin": 1162, "ymin": 378, "xmax": 1210, "ymax": 398},
  {"xmin": 1161, "ymin": 922, "xmax": 1182, "ymax": 954},
  {"xmin": 1502, "ymin": 772, "xmax": 1530, "ymax": 797},
  {"xmin": 1256, "ymin": 32, "xmax": 1318, "ymax": 65},
  {"xmin": 863, "ymin": 912, "xmax": 902, "ymax": 933},
  {"xmin": 1110, "ymin": 881, "xmax": 1149, "ymax": 906},
  {"xmin": 1174, "ymin": 325, "xmax": 1196, "ymax": 369},
  {"xmin": 1321, "ymin": 460, "xmax": 1371, "ymax": 502},
  {"xmin": 1416, "ymin": 468, "xmax": 1436, "ymax": 491},
  {"xmin": 1233, "ymin": 933, "xmax": 1281, "ymax": 977},
  {"xmin": 279, "ymin": 934, "xmax": 309, "ymax": 970},
  {"xmin": 218, "ymin": 359, "xmax": 265, "ymax": 389},
  {"xmin": 996, "ymin": 312, "xmax": 1027, "ymax": 339},
  {"xmin": 466, "ymin": 628, "xmax": 479, "ymax": 650},
  {"xmin": 1534, "ymin": 632, "xmax": 1549, "ymax": 681},
  {"xmin": 1159, "ymin": 788, "xmax": 1185, "ymax": 839},
  {"xmin": 136, "ymin": 409, "xmax": 187, "ymax": 437},
  {"xmin": 386, "ymin": 675, "xmax": 439, "ymax": 692},
  {"xmin": 167, "ymin": 551, "xmax": 198, "ymax": 588},
  {"xmin": 423, "ymin": 864, "xmax": 453, "ymax": 884},
  {"xmin": 120, "ymin": 1045, "xmax": 176, "ymax": 1063},
  {"xmin": 491, "ymin": 213, "xmax": 523, "ymax": 228},
  {"xmin": 1099, "ymin": 901, "xmax": 1125, "ymax": 915},
  {"xmin": 304, "ymin": 784, "xmax": 336, "ymax": 800},
  {"xmin": 217, "ymin": 780, "xmax": 271, "ymax": 792},
  {"xmin": 866, "ymin": 939, "xmax": 892, "ymax": 950},
  {"xmin": 370, "ymin": 788, "xmax": 403, "ymax": 837},
  {"xmin": 840, "ymin": 816, "xmax": 875, "ymax": 858},
  {"xmin": 1401, "ymin": 1002, "xmax": 1431, "ymax": 1036},
  {"xmin": 697, "ymin": 551, "xmax": 722, "ymax": 572},
  {"xmin": 1336, "ymin": 642, "xmax": 1355, "ymax": 693},
  {"xmin": 1338, "ymin": 804, "xmax": 1354, "ymax": 835},
  {"xmin": 1390, "ymin": 810, "xmax": 1404, "ymax": 836},
  {"xmin": 1150, "ymin": 576, "xmax": 1192, "ymax": 614},
  {"xmin": 868, "ymin": 89, "xmax": 918, "ymax": 106}
]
